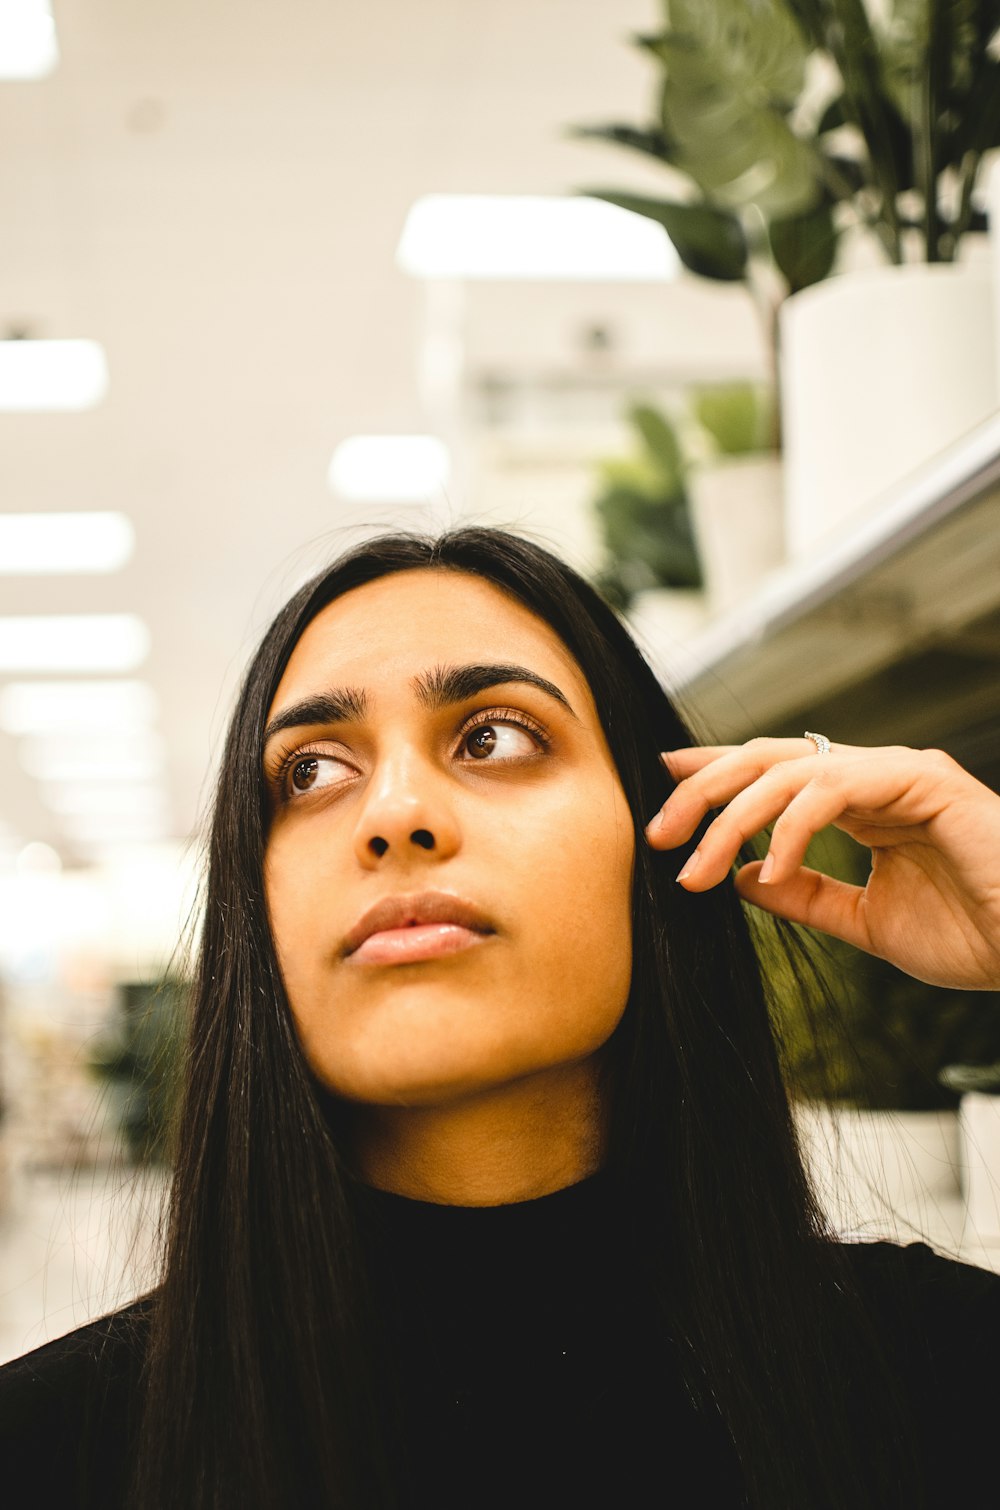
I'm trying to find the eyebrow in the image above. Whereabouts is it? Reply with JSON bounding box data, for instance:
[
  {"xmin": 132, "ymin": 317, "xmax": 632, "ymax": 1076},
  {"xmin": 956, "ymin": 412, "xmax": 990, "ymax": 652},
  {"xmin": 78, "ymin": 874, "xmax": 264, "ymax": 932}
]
[{"xmin": 262, "ymin": 661, "xmax": 579, "ymax": 747}]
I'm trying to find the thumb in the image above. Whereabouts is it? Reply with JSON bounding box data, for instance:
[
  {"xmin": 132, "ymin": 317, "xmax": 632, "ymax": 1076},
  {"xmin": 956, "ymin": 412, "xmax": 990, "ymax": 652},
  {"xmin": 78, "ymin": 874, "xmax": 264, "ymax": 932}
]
[{"xmin": 734, "ymin": 861, "xmax": 871, "ymax": 953}]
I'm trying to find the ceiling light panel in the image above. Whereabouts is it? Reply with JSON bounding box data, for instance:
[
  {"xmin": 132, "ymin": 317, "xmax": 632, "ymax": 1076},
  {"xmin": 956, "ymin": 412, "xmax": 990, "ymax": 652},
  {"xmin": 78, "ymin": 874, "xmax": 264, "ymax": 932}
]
[
  {"xmin": 0, "ymin": 680, "xmax": 157, "ymax": 734},
  {"xmin": 0, "ymin": 513, "xmax": 134, "ymax": 574},
  {"xmin": 0, "ymin": 340, "xmax": 108, "ymax": 411},
  {"xmin": 396, "ymin": 195, "xmax": 681, "ymax": 281},
  {"xmin": 0, "ymin": 615, "xmax": 149, "ymax": 672},
  {"xmin": 328, "ymin": 434, "xmax": 450, "ymax": 502},
  {"xmin": 0, "ymin": 0, "xmax": 58, "ymax": 79}
]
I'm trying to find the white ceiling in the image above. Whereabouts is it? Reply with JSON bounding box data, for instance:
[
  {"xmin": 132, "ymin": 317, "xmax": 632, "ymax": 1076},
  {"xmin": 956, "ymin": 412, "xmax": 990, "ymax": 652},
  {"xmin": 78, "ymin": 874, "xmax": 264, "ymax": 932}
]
[{"xmin": 0, "ymin": 0, "xmax": 767, "ymax": 861}]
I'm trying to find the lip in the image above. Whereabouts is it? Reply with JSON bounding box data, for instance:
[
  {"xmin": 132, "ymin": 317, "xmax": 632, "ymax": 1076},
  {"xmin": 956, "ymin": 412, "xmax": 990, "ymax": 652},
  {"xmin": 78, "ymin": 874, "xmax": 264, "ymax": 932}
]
[{"xmin": 341, "ymin": 890, "xmax": 497, "ymax": 961}]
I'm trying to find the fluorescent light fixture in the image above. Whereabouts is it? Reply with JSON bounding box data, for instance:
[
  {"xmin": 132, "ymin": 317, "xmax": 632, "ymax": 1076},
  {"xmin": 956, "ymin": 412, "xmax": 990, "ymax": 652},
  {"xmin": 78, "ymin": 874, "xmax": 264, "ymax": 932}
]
[
  {"xmin": 0, "ymin": 340, "xmax": 108, "ymax": 411},
  {"xmin": 0, "ymin": 0, "xmax": 58, "ymax": 79},
  {"xmin": 0, "ymin": 679, "xmax": 157, "ymax": 734},
  {"xmin": 396, "ymin": 194, "xmax": 681, "ymax": 281},
  {"xmin": 0, "ymin": 512, "xmax": 134, "ymax": 574},
  {"xmin": 328, "ymin": 434, "xmax": 451, "ymax": 503},
  {"xmin": 20, "ymin": 729, "xmax": 165, "ymax": 781},
  {"xmin": 42, "ymin": 784, "xmax": 170, "ymax": 819},
  {"xmin": 0, "ymin": 614, "xmax": 149, "ymax": 672}
]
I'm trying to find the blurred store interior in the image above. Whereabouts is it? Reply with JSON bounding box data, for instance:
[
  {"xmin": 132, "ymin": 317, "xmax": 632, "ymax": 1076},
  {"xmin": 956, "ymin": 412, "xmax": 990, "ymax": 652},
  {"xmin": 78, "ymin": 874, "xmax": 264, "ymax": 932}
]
[{"xmin": 3, "ymin": 0, "xmax": 1000, "ymax": 1362}]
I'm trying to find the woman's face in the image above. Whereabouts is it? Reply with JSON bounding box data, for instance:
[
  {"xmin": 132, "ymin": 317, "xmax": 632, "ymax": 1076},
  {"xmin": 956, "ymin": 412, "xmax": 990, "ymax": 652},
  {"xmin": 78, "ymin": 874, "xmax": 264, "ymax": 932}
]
[{"xmin": 262, "ymin": 567, "xmax": 634, "ymax": 1113}]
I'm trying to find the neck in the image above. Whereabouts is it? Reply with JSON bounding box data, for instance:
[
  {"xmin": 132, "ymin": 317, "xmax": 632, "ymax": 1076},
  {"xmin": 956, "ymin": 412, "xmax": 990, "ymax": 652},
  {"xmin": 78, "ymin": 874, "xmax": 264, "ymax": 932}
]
[{"xmin": 349, "ymin": 1057, "xmax": 609, "ymax": 1206}]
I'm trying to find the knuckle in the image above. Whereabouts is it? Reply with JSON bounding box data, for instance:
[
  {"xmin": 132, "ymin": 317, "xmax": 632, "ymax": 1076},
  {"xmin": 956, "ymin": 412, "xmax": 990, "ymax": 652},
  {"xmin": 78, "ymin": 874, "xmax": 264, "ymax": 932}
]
[
  {"xmin": 921, "ymin": 746, "xmax": 956, "ymax": 774},
  {"xmin": 770, "ymin": 810, "xmax": 793, "ymax": 840}
]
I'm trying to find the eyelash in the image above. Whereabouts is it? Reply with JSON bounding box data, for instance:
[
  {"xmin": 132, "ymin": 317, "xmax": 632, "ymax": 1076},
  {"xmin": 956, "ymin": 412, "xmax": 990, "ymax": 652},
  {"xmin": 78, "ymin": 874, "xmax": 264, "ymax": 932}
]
[
  {"xmin": 455, "ymin": 705, "xmax": 550, "ymax": 755},
  {"xmin": 272, "ymin": 705, "xmax": 551, "ymax": 801}
]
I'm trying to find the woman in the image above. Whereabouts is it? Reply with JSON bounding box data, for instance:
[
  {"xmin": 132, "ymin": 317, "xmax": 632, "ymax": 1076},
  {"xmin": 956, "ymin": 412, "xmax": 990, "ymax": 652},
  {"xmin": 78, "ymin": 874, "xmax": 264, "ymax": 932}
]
[{"xmin": 2, "ymin": 525, "xmax": 1000, "ymax": 1509}]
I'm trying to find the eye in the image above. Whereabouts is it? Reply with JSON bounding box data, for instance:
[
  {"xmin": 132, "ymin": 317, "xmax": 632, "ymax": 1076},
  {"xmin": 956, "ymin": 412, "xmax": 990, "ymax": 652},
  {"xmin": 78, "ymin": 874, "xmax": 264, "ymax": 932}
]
[
  {"xmin": 457, "ymin": 711, "xmax": 547, "ymax": 763},
  {"xmin": 281, "ymin": 749, "xmax": 354, "ymax": 799}
]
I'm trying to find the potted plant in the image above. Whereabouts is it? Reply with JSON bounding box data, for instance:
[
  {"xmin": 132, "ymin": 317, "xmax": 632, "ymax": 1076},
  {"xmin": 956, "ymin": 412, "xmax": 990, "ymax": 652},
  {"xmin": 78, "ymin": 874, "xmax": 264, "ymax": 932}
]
[
  {"xmin": 590, "ymin": 400, "xmax": 708, "ymax": 652},
  {"xmin": 571, "ymin": 0, "xmax": 1000, "ymax": 555},
  {"xmin": 685, "ymin": 381, "xmax": 784, "ymax": 614},
  {"xmin": 593, "ymin": 385, "xmax": 784, "ymax": 625}
]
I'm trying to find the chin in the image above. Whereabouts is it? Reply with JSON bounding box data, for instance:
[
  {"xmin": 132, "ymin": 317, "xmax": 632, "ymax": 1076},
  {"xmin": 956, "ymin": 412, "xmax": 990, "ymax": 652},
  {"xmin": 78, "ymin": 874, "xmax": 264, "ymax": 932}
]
[{"xmin": 307, "ymin": 1044, "xmax": 539, "ymax": 1110}]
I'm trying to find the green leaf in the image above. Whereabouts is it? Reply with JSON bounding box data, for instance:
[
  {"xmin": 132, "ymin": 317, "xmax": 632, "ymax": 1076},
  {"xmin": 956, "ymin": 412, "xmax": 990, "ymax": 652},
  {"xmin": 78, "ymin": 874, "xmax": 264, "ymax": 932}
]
[
  {"xmin": 628, "ymin": 402, "xmax": 686, "ymax": 482},
  {"xmin": 691, "ymin": 383, "xmax": 775, "ymax": 455},
  {"xmin": 768, "ymin": 198, "xmax": 838, "ymax": 292},
  {"xmin": 663, "ymin": 0, "xmax": 810, "ymax": 103},
  {"xmin": 566, "ymin": 122, "xmax": 676, "ymax": 165},
  {"xmin": 813, "ymin": 0, "xmax": 907, "ymax": 209},
  {"xmin": 595, "ymin": 485, "xmax": 703, "ymax": 590},
  {"xmin": 949, "ymin": 58, "xmax": 1000, "ymax": 156},
  {"xmin": 650, "ymin": 17, "xmax": 823, "ymax": 218},
  {"xmin": 817, "ymin": 96, "xmax": 850, "ymax": 135},
  {"xmin": 581, "ymin": 189, "xmax": 749, "ymax": 281}
]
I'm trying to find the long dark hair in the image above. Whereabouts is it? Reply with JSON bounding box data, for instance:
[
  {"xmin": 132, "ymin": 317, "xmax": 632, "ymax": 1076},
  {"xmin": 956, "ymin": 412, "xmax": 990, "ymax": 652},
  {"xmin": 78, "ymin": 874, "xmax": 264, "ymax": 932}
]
[{"xmin": 132, "ymin": 526, "xmax": 923, "ymax": 1509}]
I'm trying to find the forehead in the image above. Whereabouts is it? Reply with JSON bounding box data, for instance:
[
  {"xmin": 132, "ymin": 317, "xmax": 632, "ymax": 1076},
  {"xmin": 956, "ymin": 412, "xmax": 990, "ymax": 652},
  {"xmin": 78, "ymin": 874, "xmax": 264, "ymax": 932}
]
[{"xmin": 271, "ymin": 567, "xmax": 591, "ymax": 709}]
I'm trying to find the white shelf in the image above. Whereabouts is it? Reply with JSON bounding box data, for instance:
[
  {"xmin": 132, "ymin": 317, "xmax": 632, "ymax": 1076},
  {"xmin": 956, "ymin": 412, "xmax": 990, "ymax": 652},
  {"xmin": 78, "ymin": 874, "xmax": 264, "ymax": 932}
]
[{"xmin": 661, "ymin": 409, "xmax": 1000, "ymax": 742}]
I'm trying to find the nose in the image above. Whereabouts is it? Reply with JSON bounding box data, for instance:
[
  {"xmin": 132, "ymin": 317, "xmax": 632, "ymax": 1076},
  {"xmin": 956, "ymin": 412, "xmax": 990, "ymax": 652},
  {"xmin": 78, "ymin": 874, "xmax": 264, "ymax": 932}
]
[{"xmin": 352, "ymin": 747, "xmax": 461, "ymax": 867}]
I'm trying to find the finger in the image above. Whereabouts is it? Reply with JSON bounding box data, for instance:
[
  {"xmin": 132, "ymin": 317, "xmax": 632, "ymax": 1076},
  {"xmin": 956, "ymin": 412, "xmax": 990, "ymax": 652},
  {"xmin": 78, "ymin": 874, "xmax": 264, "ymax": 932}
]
[
  {"xmin": 666, "ymin": 749, "xmax": 930, "ymax": 883},
  {"xmin": 734, "ymin": 862, "xmax": 873, "ymax": 953},
  {"xmin": 648, "ymin": 744, "xmax": 834, "ymax": 852},
  {"xmin": 649, "ymin": 742, "xmax": 909, "ymax": 854},
  {"xmin": 659, "ymin": 745, "xmax": 741, "ymax": 778},
  {"xmin": 652, "ymin": 739, "xmax": 839, "ymax": 843},
  {"xmin": 665, "ymin": 763, "xmax": 852, "ymax": 883},
  {"xmin": 659, "ymin": 737, "xmax": 858, "ymax": 781}
]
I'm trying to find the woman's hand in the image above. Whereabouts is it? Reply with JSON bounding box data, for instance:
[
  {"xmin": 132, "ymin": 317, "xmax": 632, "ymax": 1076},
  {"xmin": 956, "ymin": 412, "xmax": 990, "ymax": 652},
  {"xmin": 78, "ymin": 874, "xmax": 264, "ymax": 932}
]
[{"xmin": 645, "ymin": 737, "xmax": 1000, "ymax": 991}]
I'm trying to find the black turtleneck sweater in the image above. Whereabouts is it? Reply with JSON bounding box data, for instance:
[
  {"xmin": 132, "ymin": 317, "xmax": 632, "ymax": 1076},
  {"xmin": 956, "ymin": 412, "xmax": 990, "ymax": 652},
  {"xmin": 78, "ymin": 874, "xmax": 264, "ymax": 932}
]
[{"xmin": 2, "ymin": 1168, "xmax": 1000, "ymax": 1507}]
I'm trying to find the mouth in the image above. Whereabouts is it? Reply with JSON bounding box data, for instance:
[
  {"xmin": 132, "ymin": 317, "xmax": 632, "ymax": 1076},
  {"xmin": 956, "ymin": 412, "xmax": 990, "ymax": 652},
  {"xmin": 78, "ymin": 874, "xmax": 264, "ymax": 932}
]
[
  {"xmin": 341, "ymin": 890, "xmax": 497, "ymax": 964},
  {"xmin": 348, "ymin": 922, "xmax": 494, "ymax": 966}
]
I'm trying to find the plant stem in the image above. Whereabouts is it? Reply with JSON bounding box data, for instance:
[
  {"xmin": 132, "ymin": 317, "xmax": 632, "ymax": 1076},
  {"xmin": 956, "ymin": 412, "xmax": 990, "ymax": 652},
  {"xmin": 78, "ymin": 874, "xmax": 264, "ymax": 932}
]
[
  {"xmin": 917, "ymin": 0, "xmax": 946, "ymax": 262},
  {"xmin": 744, "ymin": 265, "xmax": 783, "ymax": 453},
  {"xmin": 823, "ymin": 0, "xmax": 904, "ymax": 263},
  {"xmin": 952, "ymin": 149, "xmax": 983, "ymax": 252}
]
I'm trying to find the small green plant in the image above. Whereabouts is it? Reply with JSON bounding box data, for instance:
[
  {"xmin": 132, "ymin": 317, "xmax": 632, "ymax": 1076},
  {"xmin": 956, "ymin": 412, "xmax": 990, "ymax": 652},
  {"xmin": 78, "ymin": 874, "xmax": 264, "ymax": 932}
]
[
  {"xmin": 591, "ymin": 401, "xmax": 703, "ymax": 609},
  {"xmin": 690, "ymin": 381, "xmax": 778, "ymax": 457},
  {"xmin": 592, "ymin": 383, "xmax": 775, "ymax": 609}
]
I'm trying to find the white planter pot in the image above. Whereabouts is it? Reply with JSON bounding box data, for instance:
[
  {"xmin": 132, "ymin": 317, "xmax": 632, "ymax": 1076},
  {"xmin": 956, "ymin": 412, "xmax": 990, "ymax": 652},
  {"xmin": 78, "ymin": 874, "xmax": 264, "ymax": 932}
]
[
  {"xmin": 793, "ymin": 1101, "xmax": 961, "ymax": 1236},
  {"xmin": 687, "ymin": 455, "xmax": 785, "ymax": 615},
  {"xmin": 780, "ymin": 258, "xmax": 997, "ymax": 559},
  {"xmin": 958, "ymin": 1092, "xmax": 1000, "ymax": 1238}
]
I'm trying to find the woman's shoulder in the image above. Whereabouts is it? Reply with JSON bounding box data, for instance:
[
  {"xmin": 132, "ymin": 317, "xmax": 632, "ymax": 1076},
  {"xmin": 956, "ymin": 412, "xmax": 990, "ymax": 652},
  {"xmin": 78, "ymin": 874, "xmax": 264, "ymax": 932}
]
[
  {"xmin": 837, "ymin": 1234, "xmax": 1000, "ymax": 1306},
  {"xmin": 0, "ymin": 1295, "xmax": 155, "ymax": 1505},
  {"xmin": 0, "ymin": 1293, "xmax": 154, "ymax": 1406},
  {"xmin": 834, "ymin": 1237, "xmax": 1000, "ymax": 1390}
]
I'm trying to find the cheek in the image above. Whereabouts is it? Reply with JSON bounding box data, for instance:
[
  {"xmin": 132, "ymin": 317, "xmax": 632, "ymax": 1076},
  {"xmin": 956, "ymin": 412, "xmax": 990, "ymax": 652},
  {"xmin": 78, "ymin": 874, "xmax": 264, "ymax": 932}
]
[
  {"xmin": 519, "ymin": 777, "xmax": 634, "ymax": 996},
  {"xmin": 262, "ymin": 831, "xmax": 330, "ymax": 989}
]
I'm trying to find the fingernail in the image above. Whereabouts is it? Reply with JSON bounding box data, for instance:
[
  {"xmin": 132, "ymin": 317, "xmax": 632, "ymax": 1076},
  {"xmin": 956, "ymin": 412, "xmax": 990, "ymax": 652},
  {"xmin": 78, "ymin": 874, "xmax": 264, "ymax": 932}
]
[
  {"xmin": 676, "ymin": 848, "xmax": 700, "ymax": 883},
  {"xmin": 759, "ymin": 852, "xmax": 775, "ymax": 883}
]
